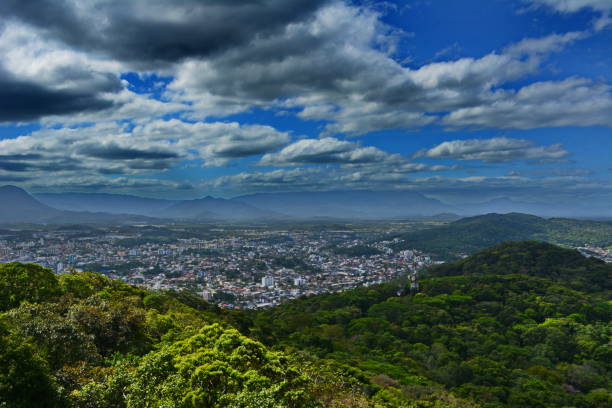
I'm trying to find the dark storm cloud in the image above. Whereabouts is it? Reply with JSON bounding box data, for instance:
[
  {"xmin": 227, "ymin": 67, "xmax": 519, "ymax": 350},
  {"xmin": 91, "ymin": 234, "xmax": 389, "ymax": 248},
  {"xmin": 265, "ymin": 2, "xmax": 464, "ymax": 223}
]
[
  {"xmin": 0, "ymin": 70, "xmax": 118, "ymax": 122},
  {"xmin": 0, "ymin": 0, "xmax": 331, "ymax": 67},
  {"xmin": 78, "ymin": 144, "xmax": 181, "ymax": 161}
]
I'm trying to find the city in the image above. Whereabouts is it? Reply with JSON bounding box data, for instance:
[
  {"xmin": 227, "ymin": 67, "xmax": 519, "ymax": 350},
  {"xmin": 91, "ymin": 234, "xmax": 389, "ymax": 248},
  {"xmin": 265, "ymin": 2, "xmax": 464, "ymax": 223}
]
[{"xmin": 0, "ymin": 224, "xmax": 439, "ymax": 309}]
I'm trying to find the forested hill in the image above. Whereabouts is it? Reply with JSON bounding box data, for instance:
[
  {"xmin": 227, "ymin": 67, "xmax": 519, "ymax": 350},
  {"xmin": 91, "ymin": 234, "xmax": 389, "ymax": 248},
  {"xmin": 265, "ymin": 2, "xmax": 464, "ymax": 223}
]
[
  {"xmin": 0, "ymin": 262, "xmax": 470, "ymax": 407},
  {"xmin": 392, "ymin": 213, "xmax": 612, "ymax": 259},
  {"xmin": 424, "ymin": 241, "xmax": 611, "ymax": 293},
  {"xmin": 0, "ymin": 262, "xmax": 392, "ymax": 408},
  {"xmin": 1, "ymin": 241, "xmax": 611, "ymax": 407},
  {"xmin": 250, "ymin": 241, "xmax": 611, "ymax": 408}
]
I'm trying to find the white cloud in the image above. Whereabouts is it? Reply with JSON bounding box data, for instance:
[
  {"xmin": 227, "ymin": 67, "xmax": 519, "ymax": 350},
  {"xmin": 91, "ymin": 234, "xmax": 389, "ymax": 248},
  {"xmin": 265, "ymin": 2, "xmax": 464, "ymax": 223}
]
[
  {"xmin": 0, "ymin": 0, "xmax": 608, "ymax": 200},
  {"xmin": 416, "ymin": 137, "xmax": 570, "ymax": 162},
  {"xmin": 529, "ymin": 0, "xmax": 612, "ymax": 30},
  {"xmin": 0, "ymin": 0, "xmax": 607, "ymax": 134},
  {"xmin": 0, "ymin": 119, "xmax": 292, "ymax": 188},
  {"xmin": 137, "ymin": 120, "xmax": 291, "ymax": 165},
  {"xmin": 206, "ymin": 165, "xmax": 612, "ymax": 204},
  {"xmin": 168, "ymin": 2, "xmax": 599, "ymax": 134},
  {"xmin": 444, "ymin": 78, "xmax": 612, "ymax": 129},
  {"xmin": 529, "ymin": 0, "xmax": 612, "ymax": 13},
  {"xmin": 504, "ymin": 31, "xmax": 585, "ymax": 55},
  {"xmin": 259, "ymin": 137, "xmax": 401, "ymax": 166}
]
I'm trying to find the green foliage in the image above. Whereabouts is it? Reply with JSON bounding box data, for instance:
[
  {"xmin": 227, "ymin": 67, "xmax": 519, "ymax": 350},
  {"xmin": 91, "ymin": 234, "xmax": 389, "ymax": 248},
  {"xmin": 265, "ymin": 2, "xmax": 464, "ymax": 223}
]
[
  {"xmin": 6, "ymin": 303, "xmax": 101, "ymax": 369},
  {"xmin": 271, "ymin": 255, "xmax": 320, "ymax": 273},
  {"xmin": 0, "ymin": 320, "xmax": 62, "ymax": 408},
  {"xmin": 392, "ymin": 213, "xmax": 612, "ymax": 259},
  {"xmin": 249, "ymin": 242, "xmax": 612, "ymax": 407},
  {"xmin": 124, "ymin": 324, "xmax": 314, "ymax": 407},
  {"xmin": 0, "ymin": 241, "xmax": 610, "ymax": 408},
  {"xmin": 0, "ymin": 262, "xmax": 60, "ymax": 311},
  {"xmin": 425, "ymin": 241, "xmax": 612, "ymax": 293},
  {"xmin": 0, "ymin": 262, "xmax": 376, "ymax": 407}
]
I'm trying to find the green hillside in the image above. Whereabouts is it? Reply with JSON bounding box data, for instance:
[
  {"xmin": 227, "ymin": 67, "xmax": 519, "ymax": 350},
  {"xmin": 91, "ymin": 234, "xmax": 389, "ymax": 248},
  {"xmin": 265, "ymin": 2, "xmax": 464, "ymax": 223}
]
[
  {"xmin": 0, "ymin": 263, "xmax": 462, "ymax": 407},
  {"xmin": 425, "ymin": 241, "xmax": 611, "ymax": 293},
  {"xmin": 249, "ymin": 242, "xmax": 612, "ymax": 407},
  {"xmin": 1, "ymin": 241, "xmax": 611, "ymax": 407},
  {"xmin": 392, "ymin": 213, "xmax": 612, "ymax": 259}
]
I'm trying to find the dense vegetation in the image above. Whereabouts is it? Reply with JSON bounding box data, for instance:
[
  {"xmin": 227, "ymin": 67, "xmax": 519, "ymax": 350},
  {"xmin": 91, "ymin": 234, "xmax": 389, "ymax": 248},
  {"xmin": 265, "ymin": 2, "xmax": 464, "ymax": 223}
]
[
  {"xmin": 251, "ymin": 242, "xmax": 611, "ymax": 407},
  {"xmin": 1, "ymin": 241, "xmax": 610, "ymax": 407},
  {"xmin": 392, "ymin": 213, "xmax": 612, "ymax": 259},
  {"xmin": 0, "ymin": 263, "xmax": 387, "ymax": 407},
  {"xmin": 426, "ymin": 241, "xmax": 611, "ymax": 293}
]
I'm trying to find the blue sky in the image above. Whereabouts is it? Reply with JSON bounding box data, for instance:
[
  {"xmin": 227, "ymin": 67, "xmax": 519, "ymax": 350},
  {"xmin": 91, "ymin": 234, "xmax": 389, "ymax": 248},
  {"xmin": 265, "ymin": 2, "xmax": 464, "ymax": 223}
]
[{"xmin": 0, "ymin": 0, "xmax": 610, "ymax": 210}]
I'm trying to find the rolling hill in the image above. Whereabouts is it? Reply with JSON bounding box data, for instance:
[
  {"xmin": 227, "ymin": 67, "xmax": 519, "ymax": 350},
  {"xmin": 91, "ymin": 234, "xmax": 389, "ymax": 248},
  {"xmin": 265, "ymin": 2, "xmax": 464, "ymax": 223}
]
[
  {"xmin": 424, "ymin": 241, "xmax": 611, "ymax": 292},
  {"xmin": 249, "ymin": 241, "xmax": 612, "ymax": 408},
  {"xmin": 392, "ymin": 213, "xmax": 612, "ymax": 259}
]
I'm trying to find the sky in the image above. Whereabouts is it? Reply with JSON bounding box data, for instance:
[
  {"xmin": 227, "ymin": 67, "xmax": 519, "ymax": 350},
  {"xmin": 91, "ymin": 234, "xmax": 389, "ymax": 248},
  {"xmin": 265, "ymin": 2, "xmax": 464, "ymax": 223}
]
[{"xmin": 0, "ymin": 0, "xmax": 610, "ymax": 209}]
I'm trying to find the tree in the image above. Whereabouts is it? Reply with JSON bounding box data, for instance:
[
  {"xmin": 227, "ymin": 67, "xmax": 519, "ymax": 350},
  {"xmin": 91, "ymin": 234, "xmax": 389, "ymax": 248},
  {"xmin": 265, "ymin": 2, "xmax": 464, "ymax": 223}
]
[
  {"xmin": 0, "ymin": 321, "xmax": 62, "ymax": 408},
  {"xmin": 124, "ymin": 324, "xmax": 315, "ymax": 408},
  {"xmin": 0, "ymin": 263, "xmax": 60, "ymax": 311}
]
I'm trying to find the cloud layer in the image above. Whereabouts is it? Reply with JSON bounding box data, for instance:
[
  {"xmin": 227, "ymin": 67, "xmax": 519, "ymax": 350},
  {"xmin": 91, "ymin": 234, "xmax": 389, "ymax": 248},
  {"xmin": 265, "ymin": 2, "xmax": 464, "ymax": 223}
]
[
  {"xmin": 0, "ymin": 0, "xmax": 609, "ymax": 206},
  {"xmin": 416, "ymin": 137, "xmax": 569, "ymax": 163}
]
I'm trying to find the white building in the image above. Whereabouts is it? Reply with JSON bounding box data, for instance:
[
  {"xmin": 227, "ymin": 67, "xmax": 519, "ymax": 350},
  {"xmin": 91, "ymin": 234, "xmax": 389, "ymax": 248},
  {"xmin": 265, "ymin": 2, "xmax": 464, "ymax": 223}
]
[
  {"xmin": 201, "ymin": 290, "xmax": 215, "ymax": 302},
  {"xmin": 261, "ymin": 275, "xmax": 274, "ymax": 288}
]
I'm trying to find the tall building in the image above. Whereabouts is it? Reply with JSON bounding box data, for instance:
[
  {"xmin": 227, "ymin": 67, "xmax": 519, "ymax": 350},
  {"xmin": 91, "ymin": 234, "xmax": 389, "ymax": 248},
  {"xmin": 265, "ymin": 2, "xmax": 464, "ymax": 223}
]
[
  {"xmin": 261, "ymin": 275, "xmax": 274, "ymax": 288},
  {"xmin": 202, "ymin": 290, "xmax": 215, "ymax": 302}
]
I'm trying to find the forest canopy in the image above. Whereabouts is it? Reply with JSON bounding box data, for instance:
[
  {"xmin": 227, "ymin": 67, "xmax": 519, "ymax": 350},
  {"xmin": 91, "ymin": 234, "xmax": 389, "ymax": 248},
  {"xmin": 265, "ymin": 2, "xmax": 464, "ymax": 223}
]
[{"xmin": 0, "ymin": 241, "xmax": 610, "ymax": 407}]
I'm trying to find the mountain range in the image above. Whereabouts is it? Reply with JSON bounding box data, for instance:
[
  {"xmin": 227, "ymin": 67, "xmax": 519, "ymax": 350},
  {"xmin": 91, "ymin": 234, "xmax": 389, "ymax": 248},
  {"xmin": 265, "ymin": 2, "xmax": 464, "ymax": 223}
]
[
  {"xmin": 0, "ymin": 185, "xmax": 609, "ymax": 224},
  {"xmin": 0, "ymin": 186, "xmax": 155, "ymax": 224},
  {"xmin": 30, "ymin": 187, "xmax": 458, "ymax": 222}
]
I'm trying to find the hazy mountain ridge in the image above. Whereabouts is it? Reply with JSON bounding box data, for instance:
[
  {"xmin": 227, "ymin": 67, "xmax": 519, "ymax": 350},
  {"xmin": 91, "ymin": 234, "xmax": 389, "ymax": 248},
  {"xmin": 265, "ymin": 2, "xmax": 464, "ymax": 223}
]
[
  {"xmin": 234, "ymin": 190, "xmax": 455, "ymax": 218},
  {"xmin": 35, "ymin": 192, "xmax": 176, "ymax": 215},
  {"xmin": 156, "ymin": 196, "xmax": 284, "ymax": 221},
  {"xmin": 5, "ymin": 185, "xmax": 612, "ymax": 224},
  {"xmin": 0, "ymin": 185, "xmax": 63, "ymax": 223},
  {"xmin": 459, "ymin": 197, "xmax": 612, "ymax": 219},
  {"xmin": 0, "ymin": 186, "xmax": 157, "ymax": 224},
  {"xmin": 9, "ymin": 186, "xmax": 458, "ymax": 222}
]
